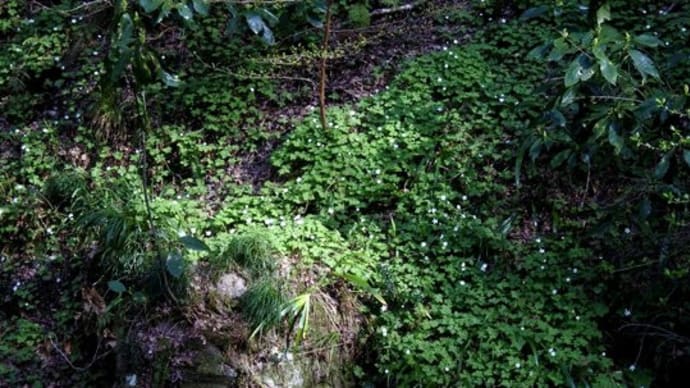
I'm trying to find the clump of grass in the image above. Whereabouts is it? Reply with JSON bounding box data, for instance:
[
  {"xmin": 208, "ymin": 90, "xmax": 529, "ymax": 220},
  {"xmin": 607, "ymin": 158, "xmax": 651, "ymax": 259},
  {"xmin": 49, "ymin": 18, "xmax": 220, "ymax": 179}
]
[
  {"xmin": 240, "ymin": 277, "xmax": 286, "ymax": 336},
  {"xmin": 42, "ymin": 171, "xmax": 87, "ymax": 209},
  {"xmin": 215, "ymin": 229, "xmax": 276, "ymax": 277}
]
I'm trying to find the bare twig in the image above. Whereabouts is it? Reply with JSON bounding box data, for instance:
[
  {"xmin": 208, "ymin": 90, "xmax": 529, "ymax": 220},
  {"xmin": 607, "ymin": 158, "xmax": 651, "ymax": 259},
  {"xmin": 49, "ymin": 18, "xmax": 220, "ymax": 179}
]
[
  {"xmin": 318, "ymin": 1, "xmax": 332, "ymax": 132},
  {"xmin": 370, "ymin": 1, "xmax": 424, "ymax": 17},
  {"xmin": 191, "ymin": 51, "xmax": 316, "ymax": 86},
  {"xmin": 619, "ymin": 323, "xmax": 690, "ymax": 343},
  {"xmin": 579, "ymin": 163, "xmax": 590, "ymax": 208},
  {"xmin": 49, "ymin": 334, "xmax": 111, "ymax": 372}
]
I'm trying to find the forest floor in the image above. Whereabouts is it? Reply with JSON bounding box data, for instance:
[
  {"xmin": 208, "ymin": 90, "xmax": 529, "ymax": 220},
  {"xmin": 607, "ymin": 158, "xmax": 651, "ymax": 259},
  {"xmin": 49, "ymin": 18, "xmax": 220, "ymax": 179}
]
[
  {"xmin": 223, "ymin": 0, "xmax": 476, "ymax": 189},
  {"xmin": 4, "ymin": 0, "xmax": 686, "ymax": 386}
]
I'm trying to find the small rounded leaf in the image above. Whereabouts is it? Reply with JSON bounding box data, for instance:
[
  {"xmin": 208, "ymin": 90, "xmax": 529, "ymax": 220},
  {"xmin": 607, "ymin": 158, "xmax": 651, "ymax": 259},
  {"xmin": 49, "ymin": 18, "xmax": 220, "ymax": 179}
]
[{"xmin": 108, "ymin": 280, "xmax": 126, "ymax": 294}]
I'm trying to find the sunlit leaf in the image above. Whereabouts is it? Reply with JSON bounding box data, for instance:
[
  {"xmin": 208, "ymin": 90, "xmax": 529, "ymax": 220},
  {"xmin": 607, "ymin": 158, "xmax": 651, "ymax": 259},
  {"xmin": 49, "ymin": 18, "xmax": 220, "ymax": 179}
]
[
  {"xmin": 245, "ymin": 12, "xmax": 265, "ymax": 34},
  {"xmin": 629, "ymin": 49, "xmax": 660, "ymax": 79},
  {"xmin": 596, "ymin": 3, "xmax": 610, "ymax": 25},
  {"xmin": 160, "ymin": 70, "xmax": 180, "ymax": 87},
  {"xmin": 192, "ymin": 0, "xmax": 209, "ymax": 16},
  {"xmin": 177, "ymin": 4, "xmax": 193, "ymax": 21}
]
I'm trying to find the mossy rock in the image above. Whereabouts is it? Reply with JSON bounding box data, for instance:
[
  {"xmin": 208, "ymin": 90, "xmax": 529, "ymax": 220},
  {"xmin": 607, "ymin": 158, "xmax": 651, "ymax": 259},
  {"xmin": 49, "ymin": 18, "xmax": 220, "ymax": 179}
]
[{"xmin": 181, "ymin": 344, "xmax": 237, "ymax": 388}]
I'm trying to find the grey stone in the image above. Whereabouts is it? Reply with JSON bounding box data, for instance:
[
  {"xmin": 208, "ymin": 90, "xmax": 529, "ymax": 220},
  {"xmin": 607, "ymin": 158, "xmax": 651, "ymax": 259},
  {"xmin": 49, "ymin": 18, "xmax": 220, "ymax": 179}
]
[{"xmin": 215, "ymin": 272, "xmax": 247, "ymax": 300}]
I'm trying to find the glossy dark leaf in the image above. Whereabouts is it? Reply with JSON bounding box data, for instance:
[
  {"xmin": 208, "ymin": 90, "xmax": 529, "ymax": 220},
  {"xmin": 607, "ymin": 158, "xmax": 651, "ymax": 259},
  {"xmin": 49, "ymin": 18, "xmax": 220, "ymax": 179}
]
[
  {"xmin": 654, "ymin": 151, "xmax": 672, "ymax": 179},
  {"xmin": 139, "ymin": 0, "xmax": 163, "ymax": 13},
  {"xmin": 160, "ymin": 70, "xmax": 180, "ymax": 87},
  {"xmin": 520, "ymin": 5, "xmax": 549, "ymax": 20},
  {"xmin": 551, "ymin": 149, "xmax": 572, "ymax": 168},
  {"xmin": 639, "ymin": 197, "xmax": 652, "ymax": 220},
  {"xmin": 634, "ymin": 34, "xmax": 663, "ymax": 48},
  {"xmin": 596, "ymin": 3, "xmax": 610, "ymax": 25},
  {"xmin": 599, "ymin": 56, "xmax": 618, "ymax": 85},
  {"xmin": 565, "ymin": 58, "xmax": 582, "ymax": 87},
  {"xmin": 193, "ymin": 0, "xmax": 209, "ymax": 16},
  {"xmin": 629, "ymin": 49, "xmax": 660, "ymax": 79},
  {"xmin": 166, "ymin": 252, "xmax": 185, "ymax": 278},
  {"xmin": 245, "ymin": 12, "xmax": 265, "ymax": 34},
  {"xmin": 177, "ymin": 4, "xmax": 193, "ymax": 21},
  {"xmin": 607, "ymin": 124, "xmax": 624, "ymax": 154},
  {"xmin": 180, "ymin": 235, "xmax": 209, "ymax": 251}
]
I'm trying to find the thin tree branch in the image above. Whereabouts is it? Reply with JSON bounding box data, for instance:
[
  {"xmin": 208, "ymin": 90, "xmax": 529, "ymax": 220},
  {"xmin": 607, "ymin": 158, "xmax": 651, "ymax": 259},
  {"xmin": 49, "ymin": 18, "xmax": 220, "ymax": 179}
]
[
  {"xmin": 370, "ymin": 1, "xmax": 424, "ymax": 17},
  {"xmin": 318, "ymin": 1, "xmax": 332, "ymax": 132},
  {"xmin": 49, "ymin": 334, "xmax": 111, "ymax": 372}
]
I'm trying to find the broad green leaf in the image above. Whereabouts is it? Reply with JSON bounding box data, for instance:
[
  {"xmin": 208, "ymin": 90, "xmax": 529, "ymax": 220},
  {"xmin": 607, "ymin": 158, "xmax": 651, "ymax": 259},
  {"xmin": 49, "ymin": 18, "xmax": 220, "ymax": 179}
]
[
  {"xmin": 192, "ymin": 0, "xmax": 209, "ymax": 16},
  {"xmin": 639, "ymin": 197, "xmax": 652, "ymax": 220},
  {"xmin": 225, "ymin": 15, "xmax": 240, "ymax": 36},
  {"xmin": 636, "ymin": 98, "xmax": 658, "ymax": 119},
  {"xmin": 520, "ymin": 5, "xmax": 549, "ymax": 20},
  {"xmin": 260, "ymin": 26, "xmax": 275, "ymax": 45},
  {"xmin": 596, "ymin": 3, "xmax": 610, "ymax": 25},
  {"xmin": 548, "ymin": 109, "xmax": 566, "ymax": 127},
  {"xmin": 683, "ymin": 149, "xmax": 690, "ymax": 168},
  {"xmin": 654, "ymin": 151, "xmax": 672, "ymax": 179},
  {"xmin": 565, "ymin": 59, "xmax": 582, "ymax": 87},
  {"xmin": 547, "ymin": 38, "xmax": 569, "ymax": 62},
  {"xmin": 634, "ymin": 34, "xmax": 663, "ymax": 48},
  {"xmin": 598, "ymin": 25, "xmax": 622, "ymax": 43},
  {"xmin": 155, "ymin": 2, "xmax": 173, "ymax": 24},
  {"xmin": 592, "ymin": 118, "xmax": 608, "ymax": 139},
  {"xmin": 551, "ymin": 149, "xmax": 572, "ymax": 168},
  {"xmin": 245, "ymin": 12, "xmax": 274, "ymax": 44},
  {"xmin": 138, "ymin": 0, "xmax": 163, "ymax": 13},
  {"xmin": 560, "ymin": 88, "xmax": 576, "ymax": 106},
  {"xmin": 340, "ymin": 273, "xmax": 385, "ymax": 305},
  {"xmin": 177, "ymin": 4, "xmax": 193, "ymax": 21},
  {"xmin": 312, "ymin": 0, "xmax": 327, "ymax": 13},
  {"xmin": 599, "ymin": 57, "xmax": 618, "ymax": 85},
  {"xmin": 528, "ymin": 138, "xmax": 543, "ymax": 161},
  {"xmin": 115, "ymin": 13, "xmax": 134, "ymax": 51},
  {"xmin": 108, "ymin": 280, "xmax": 126, "ymax": 294},
  {"xmin": 260, "ymin": 9, "xmax": 279, "ymax": 25},
  {"xmin": 180, "ymin": 235, "xmax": 209, "ymax": 251},
  {"xmin": 580, "ymin": 65, "xmax": 595, "ymax": 81},
  {"xmin": 166, "ymin": 252, "xmax": 185, "ymax": 278},
  {"xmin": 607, "ymin": 124, "xmax": 624, "ymax": 153},
  {"xmin": 629, "ymin": 49, "xmax": 660, "ymax": 79}
]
